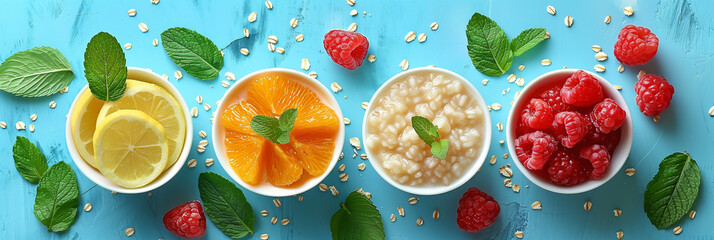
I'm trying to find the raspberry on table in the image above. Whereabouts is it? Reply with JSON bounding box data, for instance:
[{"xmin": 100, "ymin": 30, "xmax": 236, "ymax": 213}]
[
  {"xmin": 590, "ymin": 98, "xmax": 626, "ymax": 133},
  {"xmin": 614, "ymin": 25, "xmax": 659, "ymax": 65},
  {"xmin": 323, "ymin": 30, "xmax": 369, "ymax": 70},
  {"xmin": 163, "ymin": 201, "xmax": 206, "ymax": 238},
  {"xmin": 521, "ymin": 99, "xmax": 554, "ymax": 130},
  {"xmin": 552, "ymin": 111, "xmax": 590, "ymax": 148},
  {"xmin": 547, "ymin": 151, "xmax": 593, "ymax": 186},
  {"xmin": 560, "ymin": 70, "xmax": 604, "ymax": 107},
  {"xmin": 538, "ymin": 86, "xmax": 573, "ymax": 113},
  {"xmin": 634, "ymin": 74, "xmax": 674, "ymax": 116},
  {"xmin": 515, "ymin": 131, "xmax": 558, "ymax": 170},
  {"xmin": 456, "ymin": 187, "xmax": 500, "ymax": 233},
  {"xmin": 579, "ymin": 144, "xmax": 611, "ymax": 180}
]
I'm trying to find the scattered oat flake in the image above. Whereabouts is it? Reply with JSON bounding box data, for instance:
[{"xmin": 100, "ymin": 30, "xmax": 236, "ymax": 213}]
[
  {"xmin": 416, "ymin": 218, "xmax": 423, "ymax": 226},
  {"xmin": 138, "ymin": 23, "xmax": 148, "ymax": 32},
  {"xmin": 497, "ymin": 122, "xmax": 503, "ymax": 131},
  {"xmin": 319, "ymin": 183, "xmax": 328, "ymax": 191},
  {"xmin": 281, "ymin": 218, "xmax": 290, "ymax": 225},
  {"xmin": 516, "ymin": 78, "xmax": 524, "ymax": 87},
  {"xmin": 512, "ymin": 184, "xmax": 520, "ymax": 192},
  {"xmin": 541, "ymin": 59, "xmax": 551, "ymax": 66},
  {"xmin": 546, "ymin": 5, "xmax": 556, "ymax": 15},
  {"xmin": 248, "ymin": 12, "xmax": 257, "ymax": 22},
  {"xmin": 417, "ymin": 33, "xmax": 427, "ymax": 43},
  {"xmin": 331, "ymin": 82, "xmax": 342, "ymax": 93},
  {"xmin": 544, "ymin": 32, "xmax": 550, "ymax": 39},
  {"xmin": 637, "ymin": 69, "xmax": 647, "ymax": 79},
  {"xmin": 507, "ymin": 74, "xmax": 516, "ymax": 83},
  {"xmin": 361, "ymin": 102, "xmax": 369, "ymax": 109},
  {"xmin": 624, "ymin": 168, "xmax": 636, "ymax": 176},
  {"xmin": 273, "ymin": 198, "xmax": 281, "ymax": 207},
  {"xmin": 481, "ymin": 79, "xmax": 489, "ymax": 85},
  {"xmin": 243, "ymin": 28, "xmax": 250, "ymax": 38},
  {"xmin": 605, "ymin": 15, "xmax": 612, "ymax": 24},
  {"xmin": 594, "ymin": 64, "xmax": 606, "ymax": 72},
  {"xmin": 653, "ymin": 115, "xmax": 661, "ymax": 123},
  {"xmin": 346, "ymin": 0, "xmax": 355, "ymax": 6},
  {"xmin": 329, "ymin": 185, "xmax": 339, "ymax": 196},
  {"xmin": 260, "ymin": 233, "xmax": 269, "ymax": 240},
  {"xmin": 190, "ymin": 107, "xmax": 198, "ymax": 118},
  {"xmin": 124, "ymin": 43, "xmax": 132, "ymax": 50},
  {"xmin": 430, "ymin": 22, "xmax": 439, "ymax": 30},
  {"xmin": 268, "ymin": 35, "xmax": 278, "ymax": 44},
  {"xmin": 564, "ymin": 16, "xmax": 573, "ymax": 27},
  {"xmin": 584, "ymin": 200, "xmax": 592, "ymax": 211},
  {"xmin": 349, "ymin": 137, "xmax": 361, "ymax": 150},
  {"xmin": 595, "ymin": 52, "xmax": 608, "ymax": 61},
  {"xmin": 405, "ymin": 31, "xmax": 416, "ymax": 43},
  {"xmin": 408, "ymin": 197, "xmax": 418, "ymax": 205},
  {"xmin": 350, "ymin": 9, "xmax": 358, "ymax": 16},
  {"xmin": 295, "ymin": 34, "xmax": 304, "ymax": 42},
  {"xmin": 673, "ymin": 226, "xmax": 682, "ymax": 235},
  {"xmin": 30, "ymin": 114, "xmax": 37, "ymax": 121},
  {"xmin": 491, "ymin": 103, "xmax": 502, "ymax": 111},
  {"xmin": 84, "ymin": 203, "xmax": 92, "ymax": 212},
  {"xmin": 128, "ymin": 9, "xmax": 137, "ymax": 17},
  {"xmin": 616, "ymin": 231, "xmax": 624, "ymax": 239},
  {"xmin": 499, "ymin": 165, "xmax": 513, "ymax": 177},
  {"xmin": 367, "ymin": 54, "xmax": 376, "ymax": 63},
  {"xmin": 489, "ymin": 155, "xmax": 497, "ymax": 165},
  {"xmin": 614, "ymin": 209, "xmax": 622, "ymax": 217},
  {"xmin": 357, "ymin": 163, "xmax": 366, "ymax": 171},
  {"xmin": 0, "ymin": 121, "xmax": 6, "ymax": 129},
  {"xmin": 298, "ymin": 195, "xmax": 303, "ymax": 201},
  {"xmin": 518, "ymin": 65, "xmax": 525, "ymax": 71},
  {"xmin": 613, "ymin": 85, "xmax": 622, "ymax": 90},
  {"xmin": 301, "ymin": 58, "xmax": 311, "ymax": 70},
  {"xmin": 205, "ymin": 158, "xmax": 214, "ymax": 167},
  {"xmin": 225, "ymin": 72, "xmax": 236, "ymax": 80},
  {"xmin": 240, "ymin": 48, "xmax": 250, "ymax": 56},
  {"xmin": 399, "ymin": 59, "xmax": 409, "ymax": 71},
  {"xmin": 390, "ymin": 214, "xmax": 396, "ymax": 222},
  {"xmin": 624, "ymin": 6, "xmax": 634, "ymax": 16},
  {"xmin": 689, "ymin": 210, "xmax": 696, "ymax": 219},
  {"xmin": 125, "ymin": 228, "xmax": 135, "ymax": 237},
  {"xmin": 618, "ymin": 65, "xmax": 625, "ymax": 73},
  {"xmin": 398, "ymin": 206, "xmax": 405, "ymax": 216},
  {"xmin": 343, "ymin": 118, "xmax": 350, "ymax": 125},
  {"xmin": 265, "ymin": 0, "xmax": 273, "ymax": 9},
  {"xmin": 347, "ymin": 22, "xmax": 357, "ymax": 32},
  {"xmin": 151, "ymin": 0, "xmax": 159, "ymax": 4},
  {"xmin": 503, "ymin": 153, "xmax": 509, "ymax": 159},
  {"xmin": 531, "ymin": 201, "xmax": 542, "ymax": 210},
  {"xmin": 271, "ymin": 217, "xmax": 278, "ymax": 225},
  {"xmin": 16, "ymin": 121, "xmax": 25, "ymax": 130},
  {"xmin": 592, "ymin": 45, "xmax": 602, "ymax": 52},
  {"xmin": 515, "ymin": 231, "xmax": 524, "ymax": 239}
]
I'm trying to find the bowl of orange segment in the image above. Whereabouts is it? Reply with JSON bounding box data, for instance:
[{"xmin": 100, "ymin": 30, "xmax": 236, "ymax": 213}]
[{"xmin": 213, "ymin": 68, "xmax": 345, "ymax": 197}]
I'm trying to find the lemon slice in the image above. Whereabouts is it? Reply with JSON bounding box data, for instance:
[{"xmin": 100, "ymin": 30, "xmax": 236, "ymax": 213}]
[
  {"xmin": 69, "ymin": 88, "xmax": 105, "ymax": 168},
  {"xmin": 94, "ymin": 109, "xmax": 169, "ymax": 188},
  {"xmin": 97, "ymin": 80, "xmax": 186, "ymax": 170}
]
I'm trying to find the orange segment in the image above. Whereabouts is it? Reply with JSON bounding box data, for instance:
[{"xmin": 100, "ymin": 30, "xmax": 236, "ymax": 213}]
[
  {"xmin": 225, "ymin": 131, "xmax": 264, "ymax": 184},
  {"xmin": 223, "ymin": 101, "xmax": 259, "ymax": 135},
  {"xmin": 283, "ymin": 136, "xmax": 336, "ymax": 176},
  {"xmin": 265, "ymin": 143, "xmax": 303, "ymax": 186},
  {"xmin": 292, "ymin": 102, "xmax": 340, "ymax": 139},
  {"xmin": 247, "ymin": 75, "xmax": 321, "ymax": 116}
]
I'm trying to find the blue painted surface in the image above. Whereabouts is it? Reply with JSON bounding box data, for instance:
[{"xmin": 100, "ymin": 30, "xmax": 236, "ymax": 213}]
[{"xmin": 1, "ymin": 0, "xmax": 713, "ymax": 239}]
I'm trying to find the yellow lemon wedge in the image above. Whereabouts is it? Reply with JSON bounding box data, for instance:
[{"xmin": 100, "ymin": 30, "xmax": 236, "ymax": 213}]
[
  {"xmin": 97, "ymin": 80, "xmax": 186, "ymax": 170},
  {"xmin": 94, "ymin": 109, "xmax": 169, "ymax": 188},
  {"xmin": 70, "ymin": 88, "xmax": 105, "ymax": 168}
]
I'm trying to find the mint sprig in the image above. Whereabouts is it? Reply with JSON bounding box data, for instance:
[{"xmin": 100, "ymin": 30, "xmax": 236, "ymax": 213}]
[
  {"xmin": 0, "ymin": 46, "xmax": 74, "ymax": 97},
  {"xmin": 83, "ymin": 32, "xmax": 128, "ymax": 101},
  {"xmin": 330, "ymin": 191, "xmax": 385, "ymax": 240},
  {"xmin": 644, "ymin": 152, "xmax": 701, "ymax": 229},
  {"xmin": 33, "ymin": 161, "xmax": 79, "ymax": 232},
  {"xmin": 411, "ymin": 116, "xmax": 449, "ymax": 160},
  {"xmin": 12, "ymin": 136, "xmax": 48, "ymax": 184},
  {"xmin": 198, "ymin": 172, "xmax": 255, "ymax": 239},
  {"xmin": 161, "ymin": 27, "xmax": 224, "ymax": 80},
  {"xmin": 466, "ymin": 12, "xmax": 546, "ymax": 76},
  {"xmin": 250, "ymin": 108, "xmax": 297, "ymax": 144}
]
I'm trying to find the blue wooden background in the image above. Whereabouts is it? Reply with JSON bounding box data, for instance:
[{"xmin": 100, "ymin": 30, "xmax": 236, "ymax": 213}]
[{"xmin": 1, "ymin": 0, "xmax": 713, "ymax": 239}]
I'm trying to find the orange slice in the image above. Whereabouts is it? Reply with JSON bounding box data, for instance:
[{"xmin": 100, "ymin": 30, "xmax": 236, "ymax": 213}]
[
  {"xmin": 223, "ymin": 100, "xmax": 259, "ymax": 135},
  {"xmin": 225, "ymin": 131, "xmax": 264, "ymax": 184},
  {"xmin": 264, "ymin": 143, "xmax": 303, "ymax": 186},
  {"xmin": 283, "ymin": 136, "xmax": 335, "ymax": 176}
]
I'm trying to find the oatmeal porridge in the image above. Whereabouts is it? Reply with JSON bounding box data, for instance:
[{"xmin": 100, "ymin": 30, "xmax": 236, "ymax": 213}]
[{"xmin": 365, "ymin": 71, "xmax": 486, "ymax": 186}]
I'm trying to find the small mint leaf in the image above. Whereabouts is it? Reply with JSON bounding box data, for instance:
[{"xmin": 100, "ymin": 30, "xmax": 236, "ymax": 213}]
[
  {"xmin": 198, "ymin": 172, "xmax": 255, "ymax": 238},
  {"xmin": 34, "ymin": 161, "xmax": 79, "ymax": 232},
  {"xmin": 411, "ymin": 116, "xmax": 439, "ymax": 145},
  {"xmin": 161, "ymin": 27, "xmax": 223, "ymax": 80},
  {"xmin": 644, "ymin": 152, "xmax": 701, "ymax": 229},
  {"xmin": 250, "ymin": 115, "xmax": 281, "ymax": 143},
  {"xmin": 277, "ymin": 132, "xmax": 291, "ymax": 144},
  {"xmin": 279, "ymin": 108, "xmax": 298, "ymax": 132},
  {"xmin": 510, "ymin": 28, "xmax": 547, "ymax": 56},
  {"xmin": 466, "ymin": 12, "xmax": 513, "ymax": 76},
  {"xmin": 330, "ymin": 191, "xmax": 385, "ymax": 240},
  {"xmin": 12, "ymin": 136, "xmax": 48, "ymax": 184},
  {"xmin": 84, "ymin": 32, "xmax": 127, "ymax": 101},
  {"xmin": 430, "ymin": 139, "xmax": 449, "ymax": 160}
]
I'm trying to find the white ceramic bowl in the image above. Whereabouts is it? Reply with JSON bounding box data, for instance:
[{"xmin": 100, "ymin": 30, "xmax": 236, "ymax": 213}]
[
  {"xmin": 67, "ymin": 67, "xmax": 193, "ymax": 194},
  {"xmin": 212, "ymin": 68, "xmax": 345, "ymax": 197},
  {"xmin": 362, "ymin": 67, "xmax": 492, "ymax": 195},
  {"xmin": 506, "ymin": 69, "xmax": 633, "ymax": 194}
]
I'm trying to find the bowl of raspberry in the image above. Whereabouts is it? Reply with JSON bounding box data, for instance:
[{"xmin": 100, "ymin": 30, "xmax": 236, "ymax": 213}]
[{"xmin": 506, "ymin": 69, "xmax": 633, "ymax": 194}]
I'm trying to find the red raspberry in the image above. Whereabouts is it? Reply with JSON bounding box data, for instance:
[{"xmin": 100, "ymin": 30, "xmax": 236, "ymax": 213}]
[
  {"xmin": 580, "ymin": 145, "xmax": 611, "ymax": 180},
  {"xmin": 520, "ymin": 99, "xmax": 554, "ymax": 130},
  {"xmin": 163, "ymin": 201, "xmax": 206, "ymax": 238},
  {"xmin": 583, "ymin": 129, "xmax": 621, "ymax": 153},
  {"xmin": 634, "ymin": 74, "xmax": 674, "ymax": 116},
  {"xmin": 547, "ymin": 151, "xmax": 593, "ymax": 186},
  {"xmin": 323, "ymin": 30, "xmax": 369, "ymax": 70},
  {"xmin": 538, "ymin": 86, "xmax": 573, "ymax": 113},
  {"xmin": 456, "ymin": 188, "xmax": 500, "ymax": 233},
  {"xmin": 515, "ymin": 131, "xmax": 557, "ymax": 170},
  {"xmin": 590, "ymin": 98, "xmax": 626, "ymax": 134},
  {"xmin": 560, "ymin": 70, "xmax": 604, "ymax": 107},
  {"xmin": 552, "ymin": 111, "xmax": 590, "ymax": 148},
  {"xmin": 614, "ymin": 25, "xmax": 659, "ymax": 65}
]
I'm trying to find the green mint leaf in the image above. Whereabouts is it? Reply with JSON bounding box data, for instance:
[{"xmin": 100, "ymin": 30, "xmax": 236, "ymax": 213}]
[
  {"xmin": 198, "ymin": 172, "xmax": 254, "ymax": 238},
  {"xmin": 12, "ymin": 136, "xmax": 48, "ymax": 184},
  {"xmin": 411, "ymin": 116, "xmax": 439, "ymax": 145},
  {"xmin": 250, "ymin": 115, "xmax": 282, "ymax": 143},
  {"xmin": 510, "ymin": 28, "xmax": 547, "ymax": 56},
  {"xmin": 330, "ymin": 191, "xmax": 385, "ymax": 240},
  {"xmin": 279, "ymin": 108, "xmax": 298, "ymax": 132},
  {"xmin": 644, "ymin": 152, "xmax": 701, "ymax": 229},
  {"xmin": 83, "ymin": 32, "xmax": 128, "ymax": 101},
  {"xmin": 161, "ymin": 27, "xmax": 223, "ymax": 80},
  {"xmin": 465, "ymin": 12, "xmax": 513, "ymax": 76},
  {"xmin": 277, "ymin": 132, "xmax": 291, "ymax": 145},
  {"xmin": 430, "ymin": 139, "xmax": 449, "ymax": 160},
  {"xmin": 0, "ymin": 46, "xmax": 74, "ymax": 97},
  {"xmin": 33, "ymin": 161, "xmax": 79, "ymax": 232}
]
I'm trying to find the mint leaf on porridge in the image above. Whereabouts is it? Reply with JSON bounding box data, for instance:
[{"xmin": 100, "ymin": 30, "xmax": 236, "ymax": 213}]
[
  {"xmin": 510, "ymin": 28, "xmax": 547, "ymax": 56},
  {"xmin": 431, "ymin": 139, "xmax": 450, "ymax": 160},
  {"xmin": 330, "ymin": 191, "xmax": 385, "ymax": 240},
  {"xmin": 250, "ymin": 108, "xmax": 297, "ymax": 144},
  {"xmin": 644, "ymin": 152, "xmax": 701, "ymax": 229},
  {"xmin": 411, "ymin": 116, "xmax": 449, "ymax": 160},
  {"xmin": 466, "ymin": 12, "xmax": 512, "ymax": 77}
]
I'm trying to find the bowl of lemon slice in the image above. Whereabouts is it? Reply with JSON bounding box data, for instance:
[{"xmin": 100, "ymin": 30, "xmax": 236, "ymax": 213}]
[{"xmin": 66, "ymin": 67, "xmax": 192, "ymax": 194}]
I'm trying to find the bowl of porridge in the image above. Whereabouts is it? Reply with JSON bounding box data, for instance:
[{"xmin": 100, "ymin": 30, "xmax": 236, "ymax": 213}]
[{"xmin": 362, "ymin": 67, "xmax": 491, "ymax": 195}]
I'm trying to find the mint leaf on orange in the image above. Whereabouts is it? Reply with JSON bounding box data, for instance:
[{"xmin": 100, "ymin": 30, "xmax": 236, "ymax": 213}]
[
  {"xmin": 466, "ymin": 12, "xmax": 512, "ymax": 77},
  {"xmin": 12, "ymin": 136, "xmax": 48, "ymax": 184},
  {"xmin": 33, "ymin": 161, "xmax": 79, "ymax": 232},
  {"xmin": 510, "ymin": 28, "xmax": 547, "ymax": 56},
  {"xmin": 644, "ymin": 152, "xmax": 701, "ymax": 229},
  {"xmin": 161, "ymin": 27, "xmax": 223, "ymax": 80},
  {"xmin": 330, "ymin": 191, "xmax": 385, "ymax": 240},
  {"xmin": 251, "ymin": 108, "xmax": 297, "ymax": 144},
  {"xmin": 412, "ymin": 116, "xmax": 449, "ymax": 160},
  {"xmin": 198, "ymin": 172, "xmax": 254, "ymax": 239},
  {"xmin": 84, "ymin": 32, "xmax": 127, "ymax": 101},
  {"xmin": 0, "ymin": 46, "xmax": 74, "ymax": 97}
]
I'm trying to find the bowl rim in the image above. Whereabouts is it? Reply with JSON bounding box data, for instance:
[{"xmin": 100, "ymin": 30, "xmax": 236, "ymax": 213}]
[
  {"xmin": 66, "ymin": 67, "xmax": 193, "ymax": 194},
  {"xmin": 361, "ymin": 66, "xmax": 492, "ymax": 195},
  {"xmin": 506, "ymin": 68, "xmax": 633, "ymax": 194},
  {"xmin": 211, "ymin": 68, "xmax": 345, "ymax": 197}
]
